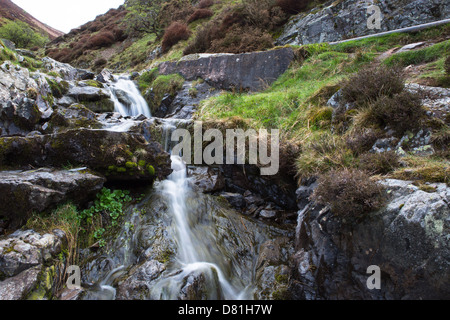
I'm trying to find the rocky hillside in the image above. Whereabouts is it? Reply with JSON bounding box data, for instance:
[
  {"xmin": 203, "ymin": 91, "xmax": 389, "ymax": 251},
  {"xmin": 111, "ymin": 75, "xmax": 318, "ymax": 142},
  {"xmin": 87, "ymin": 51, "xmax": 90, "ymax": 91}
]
[{"xmin": 0, "ymin": 0, "xmax": 64, "ymax": 39}]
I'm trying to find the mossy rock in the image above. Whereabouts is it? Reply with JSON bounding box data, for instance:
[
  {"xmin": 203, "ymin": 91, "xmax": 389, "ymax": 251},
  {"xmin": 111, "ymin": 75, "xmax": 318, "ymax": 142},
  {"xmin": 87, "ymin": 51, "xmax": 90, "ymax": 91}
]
[{"xmin": 0, "ymin": 129, "xmax": 172, "ymax": 181}]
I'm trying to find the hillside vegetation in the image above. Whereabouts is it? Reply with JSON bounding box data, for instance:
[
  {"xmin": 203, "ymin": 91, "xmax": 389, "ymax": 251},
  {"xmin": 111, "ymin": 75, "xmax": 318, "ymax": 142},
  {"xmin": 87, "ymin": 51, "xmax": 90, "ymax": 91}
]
[
  {"xmin": 45, "ymin": 0, "xmax": 326, "ymax": 72},
  {"xmin": 43, "ymin": 1, "xmax": 450, "ymax": 188}
]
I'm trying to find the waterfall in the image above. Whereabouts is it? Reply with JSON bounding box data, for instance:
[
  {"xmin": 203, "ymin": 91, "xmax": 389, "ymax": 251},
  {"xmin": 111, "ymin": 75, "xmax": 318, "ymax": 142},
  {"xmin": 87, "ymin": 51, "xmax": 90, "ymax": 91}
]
[
  {"xmin": 81, "ymin": 73, "xmax": 275, "ymax": 301},
  {"xmin": 108, "ymin": 76, "xmax": 151, "ymax": 118},
  {"xmin": 149, "ymin": 155, "xmax": 247, "ymax": 300}
]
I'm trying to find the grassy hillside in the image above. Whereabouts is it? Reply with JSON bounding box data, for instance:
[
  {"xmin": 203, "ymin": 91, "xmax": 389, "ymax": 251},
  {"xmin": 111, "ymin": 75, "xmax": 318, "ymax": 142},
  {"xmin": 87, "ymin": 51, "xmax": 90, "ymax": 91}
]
[{"xmin": 196, "ymin": 24, "xmax": 450, "ymax": 185}]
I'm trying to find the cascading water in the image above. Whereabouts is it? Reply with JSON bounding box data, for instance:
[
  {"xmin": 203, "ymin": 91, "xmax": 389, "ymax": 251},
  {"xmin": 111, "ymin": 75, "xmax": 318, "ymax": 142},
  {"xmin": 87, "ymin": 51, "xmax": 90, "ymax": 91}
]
[
  {"xmin": 148, "ymin": 155, "xmax": 248, "ymax": 300},
  {"xmin": 108, "ymin": 76, "xmax": 151, "ymax": 118},
  {"xmin": 81, "ymin": 72, "xmax": 292, "ymax": 301}
]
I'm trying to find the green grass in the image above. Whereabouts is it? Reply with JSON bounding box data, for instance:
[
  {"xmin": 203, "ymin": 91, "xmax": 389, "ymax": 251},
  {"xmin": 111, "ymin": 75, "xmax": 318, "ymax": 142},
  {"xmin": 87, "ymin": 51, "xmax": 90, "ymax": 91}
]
[
  {"xmin": 384, "ymin": 40, "xmax": 450, "ymax": 67},
  {"xmin": 198, "ymin": 45, "xmax": 374, "ymax": 133},
  {"xmin": 196, "ymin": 25, "xmax": 450, "ymax": 183},
  {"xmin": 109, "ymin": 33, "xmax": 157, "ymax": 71}
]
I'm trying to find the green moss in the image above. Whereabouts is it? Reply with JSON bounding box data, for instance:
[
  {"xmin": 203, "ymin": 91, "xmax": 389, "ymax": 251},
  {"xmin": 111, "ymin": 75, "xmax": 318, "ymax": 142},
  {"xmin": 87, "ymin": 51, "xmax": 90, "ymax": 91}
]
[
  {"xmin": 125, "ymin": 161, "xmax": 137, "ymax": 169},
  {"xmin": 138, "ymin": 160, "xmax": 146, "ymax": 167},
  {"xmin": 117, "ymin": 167, "xmax": 127, "ymax": 173},
  {"xmin": 0, "ymin": 47, "xmax": 17, "ymax": 63},
  {"xmin": 137, "ymin": 68, "xmax": 159, "ymax": 91},
  {"xmin": 146, "ymin": 165, "xmax": 155, "ymax": 176},
  {"xmin": 143, "ymin": 74, "xmax": 185, "ymax": 114},
  {"xmin": 83, "ymin": 80, "xmax": 104, "ymax": 88},
  {"xmin": 274, "ymin": 273, "xmax": 289, "ymax": 285},
  {"xmin": 46, "ymin": 78, "xmax": 69, "ymax": 98}
]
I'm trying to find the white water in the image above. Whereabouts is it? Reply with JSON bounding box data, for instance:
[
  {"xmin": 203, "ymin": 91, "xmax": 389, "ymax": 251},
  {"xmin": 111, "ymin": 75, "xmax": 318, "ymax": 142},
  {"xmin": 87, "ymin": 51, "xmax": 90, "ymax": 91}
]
[
  {"xmin": 150, "ymin": 155, "xmax": 247, "ymax": 300},
  {"xmin": 108, "ymin": 76, "xmax": 151, "ymax": 118}
]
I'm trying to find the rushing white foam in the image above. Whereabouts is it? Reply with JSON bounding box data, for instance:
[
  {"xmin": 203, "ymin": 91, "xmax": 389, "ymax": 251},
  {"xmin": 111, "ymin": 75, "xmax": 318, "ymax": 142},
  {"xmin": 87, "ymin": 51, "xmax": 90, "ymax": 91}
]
[
  {"xmin": 108, "ymin": 77, "xmax": 151, "ymax": 118},
  {"xmin": 151, "ymin": 155, "xmax": 246, "ymax": 300}
]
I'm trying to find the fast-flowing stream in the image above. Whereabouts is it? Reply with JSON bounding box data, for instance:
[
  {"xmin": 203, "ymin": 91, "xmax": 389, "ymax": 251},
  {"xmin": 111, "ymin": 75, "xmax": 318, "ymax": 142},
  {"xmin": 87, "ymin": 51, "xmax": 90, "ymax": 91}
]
[
  {"xmin": 109, "ymin": 76, "xmax": 152, "ymax": 118},
  {"xmin": 80, "ymin": 78, "xmax": 293, "ymax": 300}
]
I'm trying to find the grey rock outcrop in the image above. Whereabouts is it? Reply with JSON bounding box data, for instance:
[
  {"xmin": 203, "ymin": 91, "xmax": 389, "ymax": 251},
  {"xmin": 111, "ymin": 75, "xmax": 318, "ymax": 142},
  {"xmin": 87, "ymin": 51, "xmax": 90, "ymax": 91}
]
[
  {"xmin": 0, "ymin": 168, "xmax": 106, "ymax": 228},
  {"xmin": 0, "ymin": 128, "xmax": 172, "ymax": 183},
  {"xmin": 0, "ymin": 230, "xmax": 64, "ymax": 300},
  {"xmin": 277, "ymin": 0, "xmax": 450, "ymax": 46},
  {"xmin": 65, "ymin": 85, "xmax": 115, "ymax": 113},
  {"xmin": 158, "ymin": 48, "xmax": 294, "ymax": 92},
  {"xmin": 290, "ymin": 179, "xmax": 449, "ymax": 300}
]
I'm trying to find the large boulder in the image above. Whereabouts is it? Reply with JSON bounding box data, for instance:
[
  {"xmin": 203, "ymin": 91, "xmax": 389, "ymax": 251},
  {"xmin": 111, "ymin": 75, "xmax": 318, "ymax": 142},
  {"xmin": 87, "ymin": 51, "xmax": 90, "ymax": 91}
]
[
  {"xmin": 64, "ymin": 85, "xmax": 115, "ymax": 113},
  {"xmin": 0, "ymin": 230, "xmax": 64, "ymax": 300},
  {"xmin": 290, "ymin": 179, "xmax": 450, "ymax": 300},
  {"xmin": 158, "ymin": 48, "xmax": 294, "ymax": 92},
  {"xmin": 0, "ymin": 62, "xmax": 55, "ymax": 137},
  {"xmin": 0, "ymin": 168, "xmax": 106, "ymax": 228},
  {"xmin": 277, "ymin": 0, "xmax": 450, "ymax": 46},
  {"xmin": 0, "ymin": 128, "xmax": 172, "ymax": 182}
]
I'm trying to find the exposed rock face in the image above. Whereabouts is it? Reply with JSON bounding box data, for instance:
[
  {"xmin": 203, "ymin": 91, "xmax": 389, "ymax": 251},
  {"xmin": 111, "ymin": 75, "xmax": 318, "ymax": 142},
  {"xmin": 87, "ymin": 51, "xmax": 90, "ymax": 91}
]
[
  {"xmin": 116, "ymin": 260, "xmax": 166, "ymax": 300},
  {"xmin": 0, "ymin": 230, "xmax": 64, "ymax": 300},
  {"xmin": 188, "ymin": 166, "xmax": 225, "ymax": 193},
  {"xmin": 0, "ymin": 129, "xmax": 172, "ymax": 182},
  {"xmin": 277, "ymin": 0, "xmax": 450, "ymax": 46},
  {"xmin": 0, "ymin": 168, "xmax": 106, "ymax": 228},
  {"xmin": 64, "ymin": 86, "xmax": 115, "ymax": 113},
  {"xmin": 158, "ymin": 48, "xmax": 295, "ymax": 92},
  {"xmin": 290, "ymin": 179, "xmax": 450, "ymax": 300},
  {"xmin": 152, "ymin": 80, "xmax": 220, "ymax": 119}
]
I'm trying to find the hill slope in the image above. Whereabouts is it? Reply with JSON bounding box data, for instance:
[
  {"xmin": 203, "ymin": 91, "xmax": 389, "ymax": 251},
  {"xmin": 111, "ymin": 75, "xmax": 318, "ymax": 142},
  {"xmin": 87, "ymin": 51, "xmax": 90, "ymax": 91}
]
[{"xmin": 0, "ymin": 0, "xmax": 64, "ymax": 39}]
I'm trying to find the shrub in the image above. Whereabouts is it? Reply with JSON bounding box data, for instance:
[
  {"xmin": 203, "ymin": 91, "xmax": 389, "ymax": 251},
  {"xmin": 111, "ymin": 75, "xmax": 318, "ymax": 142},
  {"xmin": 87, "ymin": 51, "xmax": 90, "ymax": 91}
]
[
  {"xmin": 275, "ymin": 0, "xmax": 311, "ymax": 14},
  {"xmin": 0, "ymin": 20, "xmax": 48, "ymax": 49},
  {"xmin": 370, "ymin": 90, "xmax": 425, "ymax": 135},
  {"xmin": 94, "ymin": 58, "xmax": 107, "ymax": 68},
  {"xmin": 187, "ymin": 8, "xmax": 214, "ymax": 23},
  {"xmin": 209, "ymin": 25, "xmax": 274, "ymax": 54},
  {"xmin": 162, "ymin": 21, "xmax": 191, "ymax": 52},
  {"xmin": 311, "ymin": 168, "xmax": 386, "ymax": 224},
  {"xmin": 197, "ymin": 0, "xmax": 214, "ymax": 8},
  {"xmin": 184, "ymin": 21, "xmax": 222, "ymax": 54},
  {"xmin": 345, "ymin": 127, "xmax": 382, "ymax": 155},
  {"xmin": 86, "ymin": 31, "xmax": 116, "ymax": 49},
  {"xmin": 358, "ymin": 151, "xmax": 400, "ymax": 175},
  {"xmin": 341, "ymin": 65, "xmax": 405, "ymax": 107}
]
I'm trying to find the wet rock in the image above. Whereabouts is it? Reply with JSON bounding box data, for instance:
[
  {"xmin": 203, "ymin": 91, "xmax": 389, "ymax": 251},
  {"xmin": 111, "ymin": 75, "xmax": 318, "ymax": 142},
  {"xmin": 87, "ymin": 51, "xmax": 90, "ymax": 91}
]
[
  {"xmin": 177, "ymin": 270, "xmax": 220, "ymax": 300},
  {"xmin": 96, "ymin": 69, "xmax": 114, "ymax": 84},
  {"xmin": 156, "ymin": 81, "xmax": 220, "ymax": 119},
  {"xmin": 0, "ymin": 230, "xmax": 62, "ymax": 279},
  {"xmin": 0, "ymin": 266, "xmax": 41, "ymax": 300},
  {"xmin": 0, "ymin": 128, "xmax": 172, "ymax": 182},
  {"xmin": 65, "ymin": 86, "xmax": 114, "ymax": 113},
  {"xmin": 44, "ymin": 104, "xmax": 102, "ymax": 133},
  {"xmin": 158, "ymin": 48, "xmax": 294, "ymax": 92},
  {"xmin": 116, "ymin": 260, "xmax": 166, "ymax": 300},
  {"xmin": 255, "ymin": 238, "xmax": 294, "ymax": 300},
  {"xmin": 290, "ymin": 179, "xmax": 450, "ymax": 300},
  {"xmin": 259, "ymin": 210, "xmax": 278, "ymax": 219},
  {"xmin": 59, "ymin": 287, "xmax": 84, "ymax": 300},
  {"xmin": 0, "ymin": 168, "xmax": 106, "ymax": 229},
  {"xmin": 188, "ymin": 166, "xmax": 225, "ymax": 193},
  {"xmin": 220, "ymin": 192, "xmax": 246, "ymax": 209}
]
